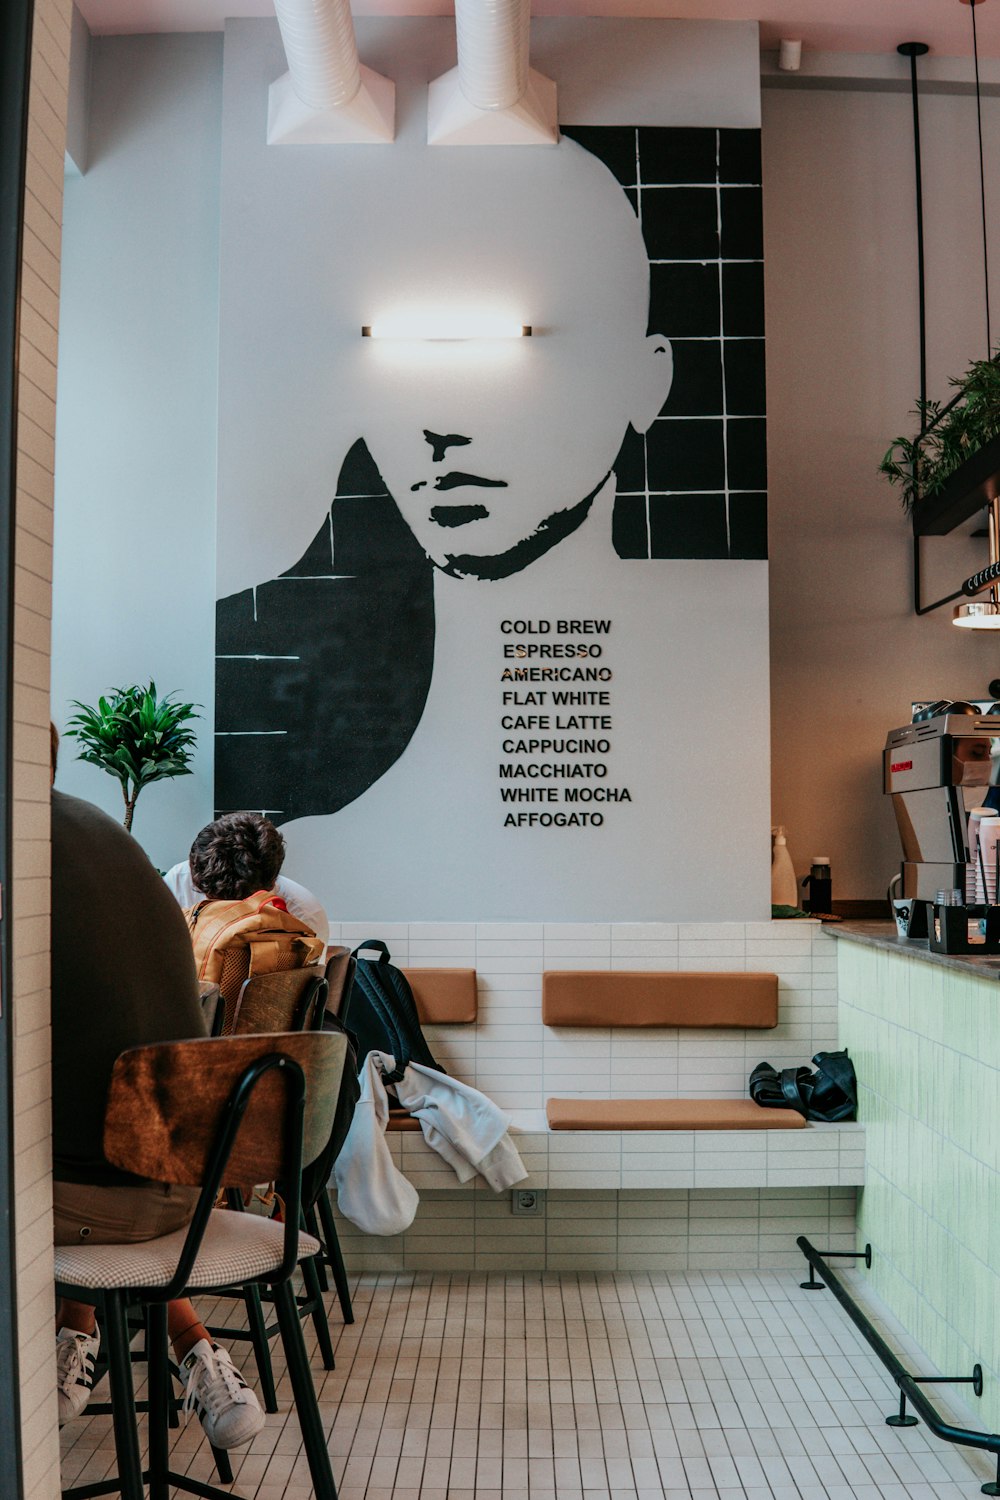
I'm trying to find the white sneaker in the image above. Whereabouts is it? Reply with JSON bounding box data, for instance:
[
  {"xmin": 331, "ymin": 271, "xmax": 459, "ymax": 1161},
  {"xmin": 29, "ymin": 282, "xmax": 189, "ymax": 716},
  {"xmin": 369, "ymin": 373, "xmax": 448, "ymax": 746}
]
[
  {"xmin": 56, "ymin": 1325, "xmax": 101, "ymax": 1425},
  {"xmin": 180, "ymin": 1339, "xmax": 265, "ymax": 1449}
]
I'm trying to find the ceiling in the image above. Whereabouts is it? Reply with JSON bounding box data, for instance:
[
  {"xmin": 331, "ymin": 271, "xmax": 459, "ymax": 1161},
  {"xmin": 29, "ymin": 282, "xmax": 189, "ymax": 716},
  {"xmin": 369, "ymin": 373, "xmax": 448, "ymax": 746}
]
[{"xmin": 76, "ymin": 0, "xmax": 1000, "ymax": 59}]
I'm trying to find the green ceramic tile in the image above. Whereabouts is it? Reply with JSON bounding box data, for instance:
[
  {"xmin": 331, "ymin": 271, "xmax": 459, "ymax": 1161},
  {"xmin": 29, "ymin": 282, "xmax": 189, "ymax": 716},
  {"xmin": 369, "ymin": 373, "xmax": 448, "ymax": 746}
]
[{"xmin": 840, "ymin": 943, "xmax": 1000, "ymax": 1430}]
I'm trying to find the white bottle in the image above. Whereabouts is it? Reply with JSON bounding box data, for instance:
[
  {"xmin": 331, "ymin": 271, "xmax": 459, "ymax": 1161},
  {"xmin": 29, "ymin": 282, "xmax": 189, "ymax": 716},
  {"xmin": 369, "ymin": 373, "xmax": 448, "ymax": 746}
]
[
  {"xmin": 771, "ymin": 826, "xmax": 798, "ymax": 907},
  {"xmin": 967, "ymin": 807, "xmax": 998, "ymax": 901},
  {"xmin": 977, "ymin": 815, "xmax": 1000, "ymax": 904}
]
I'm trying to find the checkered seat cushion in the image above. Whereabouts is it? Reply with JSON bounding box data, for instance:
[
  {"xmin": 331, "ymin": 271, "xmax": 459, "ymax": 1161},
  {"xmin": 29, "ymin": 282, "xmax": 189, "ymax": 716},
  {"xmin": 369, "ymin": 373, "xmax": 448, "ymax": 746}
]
[{"xmin": 54, "ymin": 1208, "xmax": 320, "ymax": 1291}]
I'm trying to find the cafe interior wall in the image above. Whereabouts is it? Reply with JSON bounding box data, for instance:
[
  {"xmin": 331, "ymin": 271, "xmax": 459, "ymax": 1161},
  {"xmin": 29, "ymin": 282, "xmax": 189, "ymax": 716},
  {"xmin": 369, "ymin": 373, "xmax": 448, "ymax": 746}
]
[
  {"xmin": 49, "ymin": 15, "xmax": 1000, "ymax": 908},
  {"xmin": 763, "ymin": 81, "xmax": 1000, "ymax": 900},
  {"xmin": 52, "ymin": 16, "xmax": 775, "ymax": 921}
]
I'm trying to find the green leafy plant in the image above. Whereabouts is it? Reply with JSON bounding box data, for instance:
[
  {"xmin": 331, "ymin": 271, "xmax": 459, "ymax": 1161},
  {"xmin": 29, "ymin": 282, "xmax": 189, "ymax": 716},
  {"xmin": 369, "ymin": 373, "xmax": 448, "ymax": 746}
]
[
  {"xmin": 880, "ymin": 353, "xmax": 1000, "ymax": 513},
  {"xmin": 66, "ymin": 682, "xmax": 199, "ymax": 834}
]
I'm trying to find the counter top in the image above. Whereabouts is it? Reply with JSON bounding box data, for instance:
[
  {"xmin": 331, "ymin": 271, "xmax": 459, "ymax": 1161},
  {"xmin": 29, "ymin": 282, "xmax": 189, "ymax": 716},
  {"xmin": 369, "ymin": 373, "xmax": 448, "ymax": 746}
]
[{"xmin": 828, "ymin": 919, "xmax": 1000, "ymax": 981}]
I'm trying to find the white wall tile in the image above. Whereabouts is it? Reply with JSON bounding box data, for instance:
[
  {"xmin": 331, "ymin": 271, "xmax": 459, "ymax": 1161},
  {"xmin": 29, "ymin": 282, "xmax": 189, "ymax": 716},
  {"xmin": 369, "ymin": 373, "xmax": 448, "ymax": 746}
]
[
  {"xmin": 12, "ymin": 3, "xmax": 69, "ymax": 1492},
  {"xmin": 328, "ymin": 1187, "xmax": 856, "ymax": 1272}
]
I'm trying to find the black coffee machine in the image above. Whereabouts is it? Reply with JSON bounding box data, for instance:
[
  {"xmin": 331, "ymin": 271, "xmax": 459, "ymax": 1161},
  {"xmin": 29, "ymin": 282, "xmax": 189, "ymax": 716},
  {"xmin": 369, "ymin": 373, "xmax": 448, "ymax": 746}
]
[{"xmin": 884, "ymin": 696, "xmax": 1000, "ymax": 936}]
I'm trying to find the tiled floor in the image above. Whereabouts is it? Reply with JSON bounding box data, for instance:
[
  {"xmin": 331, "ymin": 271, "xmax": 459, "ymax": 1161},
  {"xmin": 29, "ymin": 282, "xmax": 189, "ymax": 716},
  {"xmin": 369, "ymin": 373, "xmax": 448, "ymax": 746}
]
[{"xmin": 59, "ymin": 1270, "xmax": 992, "ymax": 1499}]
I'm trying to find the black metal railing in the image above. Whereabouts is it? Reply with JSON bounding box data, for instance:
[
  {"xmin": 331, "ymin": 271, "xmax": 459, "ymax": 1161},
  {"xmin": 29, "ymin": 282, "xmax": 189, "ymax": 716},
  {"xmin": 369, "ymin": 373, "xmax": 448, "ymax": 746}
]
[{"xmin": 797, "ymin": 1238, "xmax": 1000, "ymax": 1496}]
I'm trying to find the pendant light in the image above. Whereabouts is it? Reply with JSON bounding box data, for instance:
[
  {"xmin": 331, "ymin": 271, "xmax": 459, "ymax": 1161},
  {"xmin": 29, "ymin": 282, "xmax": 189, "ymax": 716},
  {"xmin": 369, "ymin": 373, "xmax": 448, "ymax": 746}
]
[{"xmin": 954, "ymin": 501, "xmax": 1000, "ymax": 627}]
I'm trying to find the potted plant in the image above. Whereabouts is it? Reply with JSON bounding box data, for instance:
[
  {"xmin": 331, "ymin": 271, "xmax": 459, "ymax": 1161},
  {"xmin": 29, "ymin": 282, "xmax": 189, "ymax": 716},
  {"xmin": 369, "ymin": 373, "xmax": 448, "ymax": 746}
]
[
  {"xmin": 66, "ymin": 682, "xmax": 199, "ymax": 833},
  {"xmin": 880, "ymin": 353, "xmax": 1000, "ymax": 533}
]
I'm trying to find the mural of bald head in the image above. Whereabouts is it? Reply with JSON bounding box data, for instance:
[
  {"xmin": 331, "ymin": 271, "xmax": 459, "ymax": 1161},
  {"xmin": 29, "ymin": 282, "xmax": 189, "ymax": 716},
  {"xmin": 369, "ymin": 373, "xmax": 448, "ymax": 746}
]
[{"xmin": 343, "ymin": 138, "xmax": 673, "ymax": 579}]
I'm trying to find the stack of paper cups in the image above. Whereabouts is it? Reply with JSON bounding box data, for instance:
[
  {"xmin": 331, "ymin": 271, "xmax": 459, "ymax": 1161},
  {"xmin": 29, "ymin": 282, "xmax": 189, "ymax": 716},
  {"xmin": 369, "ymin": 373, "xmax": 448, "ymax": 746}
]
[
  {"xmin": 968, "ymin": 808, "xmax": 999, "ymax": 900},
  {"xmin": 977, "ymin": 814, "xmax": 1000, "ymax": 904}
]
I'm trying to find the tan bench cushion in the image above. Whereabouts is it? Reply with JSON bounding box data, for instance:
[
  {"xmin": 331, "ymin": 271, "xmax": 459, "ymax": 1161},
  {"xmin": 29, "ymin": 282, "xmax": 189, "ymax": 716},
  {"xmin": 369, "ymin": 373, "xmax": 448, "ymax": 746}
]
[
  {"xmin": 542, "ymin": 971, "xmax": 778, "ymax": 1029},
  {"xmin": 401, "ymin": 968, "xmax": 478, "ymax": 1024},
  {"xmin": 386, "ymin": 1114, "xmax": 422, "ymax": 1132},
  {"xmin": 546, "ymin": 1098, "xmax": 806, "ymax": 1130}
]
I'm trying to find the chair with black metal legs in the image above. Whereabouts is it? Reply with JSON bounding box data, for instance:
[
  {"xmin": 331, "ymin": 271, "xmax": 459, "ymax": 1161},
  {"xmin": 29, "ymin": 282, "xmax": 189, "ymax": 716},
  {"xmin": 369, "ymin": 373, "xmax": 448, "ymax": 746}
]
[
  {"xmin": 303, "ymin": 947, "xmax": 357, "ymax": 1322},
  {"xmin": 204, "ymin": 966, "xmax": 337, "ymax": 1411},
  {"xmin": 54, "ymin": 1029, "xmax": 346, "ymax": 1500}
]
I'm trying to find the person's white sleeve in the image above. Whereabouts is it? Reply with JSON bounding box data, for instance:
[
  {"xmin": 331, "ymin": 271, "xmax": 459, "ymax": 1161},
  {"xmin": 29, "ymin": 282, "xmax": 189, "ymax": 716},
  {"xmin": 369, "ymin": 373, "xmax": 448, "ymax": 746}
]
[
  {"xmin": 163, "ymin": 862, "xmax": 199, "ymax": 908},
  {"xmin": 333, "ymin": 1052, "xmax": 419, "ymax": 1235},
  {"xmin": 275, "ymin": 876, "xmax": 330, "ymax": 947}
]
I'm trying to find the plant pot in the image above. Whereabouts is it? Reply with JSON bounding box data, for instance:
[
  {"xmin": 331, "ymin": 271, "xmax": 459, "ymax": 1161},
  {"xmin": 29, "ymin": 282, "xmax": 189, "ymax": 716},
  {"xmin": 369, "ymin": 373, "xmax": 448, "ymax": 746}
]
[{"xmin": 912, "ymin": 432, "xmax": 1000, "ymax": 537}]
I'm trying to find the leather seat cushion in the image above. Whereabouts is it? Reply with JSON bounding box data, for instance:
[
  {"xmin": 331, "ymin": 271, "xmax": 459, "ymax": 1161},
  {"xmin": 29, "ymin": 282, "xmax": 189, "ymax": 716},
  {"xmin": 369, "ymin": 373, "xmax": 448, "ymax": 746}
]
[
  {"xmin": 542, "ymin": 971, "xmax": 778, "ymax": 1028},
  {"xmin": 545, "ymin": 1097, "xmax": 807, "ymax": 1130}
]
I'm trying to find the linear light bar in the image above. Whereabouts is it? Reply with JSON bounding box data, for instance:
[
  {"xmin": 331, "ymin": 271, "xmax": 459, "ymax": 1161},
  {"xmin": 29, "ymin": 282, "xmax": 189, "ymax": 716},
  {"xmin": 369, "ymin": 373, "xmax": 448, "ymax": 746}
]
[{"xmin": 362, "ymin": 314, "xmax": 531, "ymax": 340}]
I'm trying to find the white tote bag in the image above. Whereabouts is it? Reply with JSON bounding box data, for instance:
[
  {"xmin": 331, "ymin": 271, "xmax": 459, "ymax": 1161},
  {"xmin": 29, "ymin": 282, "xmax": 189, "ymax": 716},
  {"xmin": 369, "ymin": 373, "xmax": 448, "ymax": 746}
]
[{"xmin": 333, "ymin": 1052, "xmax": 419, "ymax": 1236}]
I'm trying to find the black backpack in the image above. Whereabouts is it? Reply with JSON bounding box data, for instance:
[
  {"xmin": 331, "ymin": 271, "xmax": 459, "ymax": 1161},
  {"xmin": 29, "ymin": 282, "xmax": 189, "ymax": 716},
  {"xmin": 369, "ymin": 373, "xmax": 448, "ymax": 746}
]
[
  {"xmin": 347, "ymin": 939, "xmax": 444, "ymax": 1085},
  {"xmin": 748, "ymin": 1050, "xmax": 857, "ymax": 1122}
]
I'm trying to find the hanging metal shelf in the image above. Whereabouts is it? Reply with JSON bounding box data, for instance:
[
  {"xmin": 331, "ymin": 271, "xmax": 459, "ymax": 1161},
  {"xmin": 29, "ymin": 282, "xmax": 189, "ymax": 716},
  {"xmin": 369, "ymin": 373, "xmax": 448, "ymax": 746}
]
[{"xmin": 912, "ymin": 433, "xmax": 1000, "ymax": 538}]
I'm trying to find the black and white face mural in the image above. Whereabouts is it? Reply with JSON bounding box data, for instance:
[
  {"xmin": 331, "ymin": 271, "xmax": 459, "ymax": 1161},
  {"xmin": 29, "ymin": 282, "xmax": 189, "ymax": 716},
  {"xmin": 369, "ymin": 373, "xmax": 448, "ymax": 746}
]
[
  {"xmin": 215, "ymin": 104, "xmax": 769, "ymax": 919},
  {"xmin": 358, "ymin": 149, "xmax": 671, "ymax": 584}
]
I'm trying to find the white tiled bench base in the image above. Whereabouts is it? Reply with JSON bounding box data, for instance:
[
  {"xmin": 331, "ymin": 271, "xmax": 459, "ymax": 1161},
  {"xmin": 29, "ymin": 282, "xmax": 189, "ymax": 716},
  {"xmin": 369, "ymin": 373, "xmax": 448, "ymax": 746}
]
[
  {"xmin": 387, "ymin": 1113, "xmax": 865, "ymax": 1191},
  {"xmin": 328, "ymin": 1185, "xmax": 859, "ymax": 1273}
]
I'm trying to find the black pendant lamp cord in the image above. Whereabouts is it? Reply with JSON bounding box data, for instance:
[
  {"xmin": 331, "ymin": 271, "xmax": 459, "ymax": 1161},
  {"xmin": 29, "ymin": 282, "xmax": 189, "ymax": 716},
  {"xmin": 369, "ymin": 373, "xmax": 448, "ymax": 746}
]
[
  {"xmin": 971, "ymin": 0, "xmax": 992, "ymax": 356},
  {"xmin": 911, "ymin": 54, "xmax": 927, "ymax": 412},
  {"xmin": 899, "ymin": 43, "xmax": 930, "ymax": 412}
]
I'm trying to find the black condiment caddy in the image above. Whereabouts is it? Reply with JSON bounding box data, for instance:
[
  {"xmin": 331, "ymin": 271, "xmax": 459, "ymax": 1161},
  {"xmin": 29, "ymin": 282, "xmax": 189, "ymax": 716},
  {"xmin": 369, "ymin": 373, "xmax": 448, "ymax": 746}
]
[{"xmin": 924, "ymin": 901, "xmax": 1000, "ymax": 955}]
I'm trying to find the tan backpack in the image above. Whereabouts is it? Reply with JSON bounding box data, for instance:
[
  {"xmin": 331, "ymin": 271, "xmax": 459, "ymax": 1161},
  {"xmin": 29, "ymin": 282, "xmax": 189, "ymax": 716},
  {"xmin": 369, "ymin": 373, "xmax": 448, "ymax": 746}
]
[{"xmin": 185, "ymin": 891, "xmax": 326, "ymax": 1032}]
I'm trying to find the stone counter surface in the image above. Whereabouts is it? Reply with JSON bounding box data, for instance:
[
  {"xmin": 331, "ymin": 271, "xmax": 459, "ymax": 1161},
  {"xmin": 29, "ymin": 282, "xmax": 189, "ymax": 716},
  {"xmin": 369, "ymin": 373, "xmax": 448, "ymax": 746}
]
[{"xmin": 830, "ymin": 917, "xmax": 1000, "ymax": 981}]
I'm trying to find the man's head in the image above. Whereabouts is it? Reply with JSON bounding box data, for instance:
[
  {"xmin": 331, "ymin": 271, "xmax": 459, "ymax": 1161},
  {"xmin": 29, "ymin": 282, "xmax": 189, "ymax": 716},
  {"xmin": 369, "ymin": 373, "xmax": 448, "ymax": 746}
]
[
  {"xmin": 189, "ymin": 813, "xmax": 285, "ymax": 900},
  {"xmin": 346, "ymin": 137, "xmax": 673, "ymax": 579}
]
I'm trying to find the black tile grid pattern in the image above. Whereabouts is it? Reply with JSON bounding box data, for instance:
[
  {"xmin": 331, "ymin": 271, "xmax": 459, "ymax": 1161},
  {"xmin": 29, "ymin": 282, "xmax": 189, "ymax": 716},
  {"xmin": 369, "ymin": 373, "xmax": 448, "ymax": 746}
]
[{"xmin": 564, "ymin": 125, "xmax": 767, "ymax": 561}]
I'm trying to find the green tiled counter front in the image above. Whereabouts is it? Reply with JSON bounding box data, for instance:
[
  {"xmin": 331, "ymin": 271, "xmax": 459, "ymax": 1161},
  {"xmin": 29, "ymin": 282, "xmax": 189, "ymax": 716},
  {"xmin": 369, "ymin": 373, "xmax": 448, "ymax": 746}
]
[{"xmin": 835, "ymin": 934, "xmax": 1000, "ymax": 1431}]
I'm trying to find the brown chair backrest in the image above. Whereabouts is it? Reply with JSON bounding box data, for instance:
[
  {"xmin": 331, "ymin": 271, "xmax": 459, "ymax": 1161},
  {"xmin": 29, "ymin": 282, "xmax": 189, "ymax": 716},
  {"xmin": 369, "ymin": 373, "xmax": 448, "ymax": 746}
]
[
  {"xmin": 230, "ymin": 968, "xmax": 327, "ymax": 1036},
  {"xmin": 542, "ymin": 971, "xmax": 779, "ymax": 1028},
  {"xmin": 102, "ymin": 1032, "xmax": 346, "ymax": 1187},
  {"xmin": 324, "ymin": 946, "xmax": 355, "ymax": 1019}
]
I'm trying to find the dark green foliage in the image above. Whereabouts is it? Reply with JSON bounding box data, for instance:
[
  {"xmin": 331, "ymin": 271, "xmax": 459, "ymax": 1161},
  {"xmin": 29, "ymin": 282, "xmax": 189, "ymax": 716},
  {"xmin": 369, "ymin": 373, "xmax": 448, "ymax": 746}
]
[
  {"xmin": 66, "ymin": 682, "xmax": 199, "ymax": 833},
  {"xmin": 880, "ymin": 353, "xmax": 1000, "ymax": 513}
]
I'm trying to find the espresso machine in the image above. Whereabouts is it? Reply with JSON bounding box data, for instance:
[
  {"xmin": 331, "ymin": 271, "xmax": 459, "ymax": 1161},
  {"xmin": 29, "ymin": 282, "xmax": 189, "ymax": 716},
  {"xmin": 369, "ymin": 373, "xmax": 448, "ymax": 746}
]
[{"xmin": 884, "ymin": 703, "xmax": 1000, "ymax": 935}]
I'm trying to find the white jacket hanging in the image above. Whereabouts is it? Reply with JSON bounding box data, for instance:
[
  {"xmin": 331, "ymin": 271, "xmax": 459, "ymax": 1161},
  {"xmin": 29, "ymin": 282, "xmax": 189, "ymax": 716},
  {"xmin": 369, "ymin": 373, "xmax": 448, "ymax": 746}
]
[
  {"xmin": 391, "ymin": 1059, "xmax": 528, "ymax": 1191},
  {"xmin": 332, "ymin": 1052, "xmax": 419, "ymax": 1236}
]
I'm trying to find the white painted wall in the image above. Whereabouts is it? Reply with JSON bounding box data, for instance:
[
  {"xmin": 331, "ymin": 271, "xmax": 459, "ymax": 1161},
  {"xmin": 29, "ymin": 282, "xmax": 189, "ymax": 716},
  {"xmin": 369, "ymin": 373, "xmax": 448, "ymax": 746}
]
[
  {"xmin": 214, "ymin": 18, "xmax": 769, "ymax": 920},
  {"xmin": 763, "ymin": 84, "xmax": 1000, "ymax": 898},
  {"xmin": 53, "ymin": 27, "xmax": 1000, "ymax": 902},
  {"xmin": 51, "ymin": 33, "xmax": 222, "ymax": 871},
  {"xmin": 53, "ymin": 18, "xmax": 770, "ymax": 917},
  {"xmin": 64, "ymin": 4, "xmax": 90, "ymax": 175}
]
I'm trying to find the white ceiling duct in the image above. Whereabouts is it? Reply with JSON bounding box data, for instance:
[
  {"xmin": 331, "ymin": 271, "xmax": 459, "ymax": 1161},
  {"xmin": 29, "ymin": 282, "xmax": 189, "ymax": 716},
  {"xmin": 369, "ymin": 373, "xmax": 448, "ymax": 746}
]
[
  {"xmin": 428, "ymin": 0, "xmax": 558, "ymax": 146},
  {"xmin": 274, "ymin": 0, "xmax": 361, "ymax": 110},
  {"xmin": 455, "ymin": 0, "xmax": 529, "ymax": 111},
  {"xmin": 267, "ymin": 0, "xmax": 395, "ymax": 146}
]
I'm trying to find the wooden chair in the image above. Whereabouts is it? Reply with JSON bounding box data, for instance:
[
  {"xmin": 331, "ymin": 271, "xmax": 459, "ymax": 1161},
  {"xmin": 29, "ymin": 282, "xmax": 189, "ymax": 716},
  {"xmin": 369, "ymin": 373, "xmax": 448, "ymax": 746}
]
[
  {"xmin": 54, "ymin": 1031, "xmax": 346, "ymax": 1500},
  {"xmin": 208, "ymin": 965, "xmax": 336, "ymax": 1410},
  {"xmin": 302, "ymin": 947, "xmax": 357, "ymax": 1322},
  {"xmin": 324, "ymin": 945, "xmax": 355, "ymax": 1020},
  {"xmin": 228, "ymin": 965, "xmax": 328, "ymax": 1037}
]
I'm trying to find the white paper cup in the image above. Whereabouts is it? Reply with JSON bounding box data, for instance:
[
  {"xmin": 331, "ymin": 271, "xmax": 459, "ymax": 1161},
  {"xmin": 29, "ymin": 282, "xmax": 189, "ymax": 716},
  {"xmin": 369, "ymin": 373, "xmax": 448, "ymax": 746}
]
[{"xmin": 891, "ymin": 898, "xmax": 913, "ymax": 938}]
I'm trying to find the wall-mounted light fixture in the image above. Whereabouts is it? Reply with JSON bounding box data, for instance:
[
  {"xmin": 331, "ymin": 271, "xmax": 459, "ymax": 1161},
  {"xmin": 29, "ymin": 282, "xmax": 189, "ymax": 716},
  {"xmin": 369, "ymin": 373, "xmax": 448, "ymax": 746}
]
[
  {"xmin": 953, "ymin": 499, "xmax": 1000, "ymax": 628},
  {"xmin": 953, "ymin": 600, "xmax": 1000, "ymax": 629},
  {"xmin": 362, "ymin": 316, "xmax": 531, "ymax": 339},
  {"xmin": 778, "ymin": 39, "xmax": 802, "ymax": 72}
]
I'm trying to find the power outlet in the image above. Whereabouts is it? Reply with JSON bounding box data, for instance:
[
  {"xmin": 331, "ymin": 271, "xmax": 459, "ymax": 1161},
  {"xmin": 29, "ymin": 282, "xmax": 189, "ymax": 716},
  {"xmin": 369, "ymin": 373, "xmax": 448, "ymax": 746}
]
[{"xmin": 511, "ymin": 1189, "xmax": 543, "ymax": 1216}]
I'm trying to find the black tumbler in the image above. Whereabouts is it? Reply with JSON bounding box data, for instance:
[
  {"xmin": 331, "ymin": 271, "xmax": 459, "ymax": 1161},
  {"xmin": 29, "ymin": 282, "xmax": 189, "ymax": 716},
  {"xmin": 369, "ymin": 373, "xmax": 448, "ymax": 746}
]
[{"xmin": 801, "ymin": 861, "xmax": 832, "ymax": 914}]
